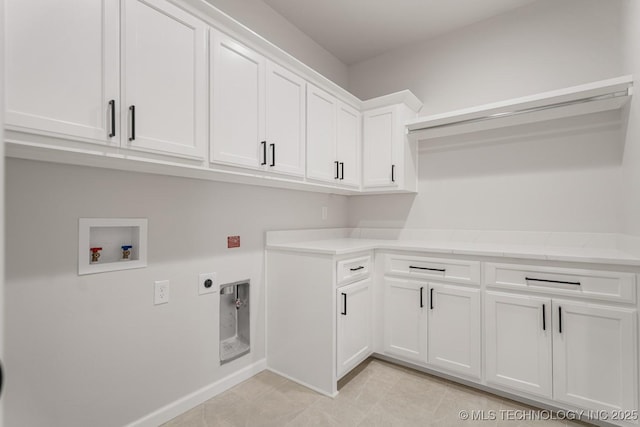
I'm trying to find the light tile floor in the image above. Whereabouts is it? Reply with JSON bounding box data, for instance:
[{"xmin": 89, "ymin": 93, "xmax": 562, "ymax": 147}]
[{"xmin": 162, "ymin": 358, "xmax": 592, "ymax": 427}]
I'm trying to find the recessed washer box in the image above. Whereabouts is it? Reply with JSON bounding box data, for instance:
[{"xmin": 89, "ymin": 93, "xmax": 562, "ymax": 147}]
[{"xmin": 78, "ymin": 218, "xmax": 148, "ymax": 275}]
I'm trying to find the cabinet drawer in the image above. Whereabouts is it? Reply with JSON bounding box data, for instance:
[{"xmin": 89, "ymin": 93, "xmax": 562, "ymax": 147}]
[
  {"xmin": 485, "ymin": 263, "xmax": 636, "ymax": 303},
  {"xmin": 385, "ymin": 254, "xmax": 480, "ymax": 285},
  {"xmin": 337, "ymin": 255, "xmax": 371, "ymax": 286}
]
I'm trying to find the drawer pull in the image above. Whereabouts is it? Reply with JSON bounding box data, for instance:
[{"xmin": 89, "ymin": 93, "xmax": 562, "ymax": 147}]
[
  {"xmin": 542, "ymin": 304, "xmax": 546, "ymax": 331},
  {"xmin": 420, "ymin": 286, "xmax": 424, "ymax": 308},
  {"xmin": 525, "ymin": 277, "xmax": 581, "ymax": 286},
  {"xmin": 341, "ymin": 292, "xmax": 347, "ymax": 316},
  {"xmin": 349, "ymin": 266, "xmax": 365, "ymax": 271},
  {"xmin": 430, "ymin": 287, "xmax": 434, "ymax": 310},
  {"xmin": 410, "ymin": 266, "xmax": 446, "ymax": 273}
]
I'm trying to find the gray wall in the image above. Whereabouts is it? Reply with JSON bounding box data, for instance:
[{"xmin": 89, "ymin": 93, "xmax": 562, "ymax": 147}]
[
  {"xmin": 0, "ymin": 0, "xmax": 5, "ymax": 424},
  {"xmin": 621, "ymin": 0, "xmax": 640, "ymax": 235},
  {"xmin": 348, "ymin": 0, "xmax": 630, "ymax": 233},
  {"xmin": 5, "ymin": 159, "xmax": 348, "ymax": 426},
  {"xmin": 204, "ymin": 0, "xmax": 349, "ymax": 88}
]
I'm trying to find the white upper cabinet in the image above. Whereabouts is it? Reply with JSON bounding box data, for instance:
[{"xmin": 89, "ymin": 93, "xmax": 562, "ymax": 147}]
[
  {"xmin": 363, "ymin": 106, "xmax": 396, "ymax": 188},
  {"xmin": 122, "ymin": 0, "xmax": 207, "ymax": 159},
  {"xmin": 5, "ymin": 0, "xmax": 119, "ymax": 144},
  {"xmin": 6, "ymin": 0, "xmax": 207, "ymax": 159},
  {"xmin": 306, "ymin": 84, "xmax": 338, "ymax": 182},
  {"xmin": 307, "ymin": 83, "xmax": 360, "ymax": 187},
  {"xmin": 210, "ymin": 29, "xmax": 265, "ymax": 168},
  {"xmin": 265, "ymin": 62, "xmax": 306, "ymax": 177},
  {"xmin": 362, "ymin": 99, "xmax": 420, "ymax": 192},
  {"xmin": 5, "ymin": 0, "xmax": 421, "ymax": 195},
  {"xmin": 336, "ymin": 103, "xmax": 361, "ymax": 187},
  {"xmin": 210, "ymin": 34, "xmax": 305, "ymax": 177}
]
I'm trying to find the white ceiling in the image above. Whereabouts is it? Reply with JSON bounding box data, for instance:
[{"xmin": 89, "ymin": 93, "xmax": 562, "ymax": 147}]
[{"xmin": 262, "ymin": 0, "xmax": 538, "ymax": 65}]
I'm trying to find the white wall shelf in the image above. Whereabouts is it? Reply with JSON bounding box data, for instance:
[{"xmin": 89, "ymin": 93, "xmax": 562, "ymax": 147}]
[
  {"xmin": 78, "ymin": 218, "xmax": 148, "ymax": 275},
  {"xmin": 407, "ymin": 75, "xmax": 633, "ymax": 141}
]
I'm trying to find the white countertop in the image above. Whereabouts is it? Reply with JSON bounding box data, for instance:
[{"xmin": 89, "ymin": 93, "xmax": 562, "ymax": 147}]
[{"xmin": 265, "ymin": 230, "xmax": 640, "ymax": 267}]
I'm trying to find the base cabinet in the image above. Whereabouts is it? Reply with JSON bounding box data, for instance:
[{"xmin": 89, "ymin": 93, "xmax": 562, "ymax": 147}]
[
  {"xmin": 427, "ymin": 283, "xmax": 481, "ymax": 379},
  {"xmin": 266, "ymin": 250, "xmax": 372, "ymax": 396},
  {"xmin": 485, "ymin": 292, "xmax": 553, "ymax": 398},
  {"xmin": 553, "ymin": 300, "xmax": 637, "ymax": 413},
  {"xmin": 486, "ymin": 292, "xmax": 638, "ymax": 413},
  {"xmin": 383, "ymin": 278, "xmax": 426, "ymax": 362},
  {"xmin": 337, "ymin": 278, "xmax": 372, "ymax": 378},
  {"xmin": 268, "ymin": 243, "xmax": 639, "ymax": 422}
]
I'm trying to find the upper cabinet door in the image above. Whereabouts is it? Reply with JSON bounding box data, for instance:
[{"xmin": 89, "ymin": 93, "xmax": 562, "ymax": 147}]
[
  {"xmin": 210, "ymin": 29, "xmax": 266, "ymax": 168},
  {"xmin": 306, "ymin": 84, "xmax": 337, "ymax": 183},
  {"xmin": 265, "ymin": 62, "xmax": 306, "ymax": 177},
  {"xmin": 336, "ymin": 103, "xmax": 361, "ymax": 188},
  {"xmin": 122, "ymin": 0, "xmax": 207, "ymax": 159},
  {"xmin": 5, "ymin": 0, "xmax": 119, "ymax": 144},
  {"xmin": 363, "ymin": 106, "xmax": 397, "ymax": 188}
]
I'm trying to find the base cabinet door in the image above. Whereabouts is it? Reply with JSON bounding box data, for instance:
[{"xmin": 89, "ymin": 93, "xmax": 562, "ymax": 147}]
[
  {"xmin": 337, "ymin": 279, "xmax": 372, "ymax": 378},
  {"xmin": 552, "ymin": 300, "xmax": 637, "ymax": 412},
  {"xmin": 384, "ymin": 278, "xmax": 426, "ymax": 362},
  {"xmin": 427, "ymin": 284, "xmax": 480, "ymax": 379},
  {"xmin": 485, "ymin": 292, "xmax": 552, "ymax": 398},
  {"xmin": 123, "ymin": 0, "xmax": 207, "ymax": 158}
]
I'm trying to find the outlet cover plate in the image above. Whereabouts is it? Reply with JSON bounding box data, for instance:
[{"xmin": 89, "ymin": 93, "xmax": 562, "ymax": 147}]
[
  {"xmin": 199, "ymin": 273, "xmax": 217, "ymax": 295},
  {"xmin": 154, "ymin": 280, "xmax": 169, "ymax": 305}
]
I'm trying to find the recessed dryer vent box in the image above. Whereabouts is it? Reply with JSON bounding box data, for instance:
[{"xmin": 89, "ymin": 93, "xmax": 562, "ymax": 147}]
[
  {"xmin": 220, "ymin": 280, "xmax": 250, "ymax": 364},
  {"xmin": 78, "ymin": 218, "xmax": 148, "ymax": 275}
]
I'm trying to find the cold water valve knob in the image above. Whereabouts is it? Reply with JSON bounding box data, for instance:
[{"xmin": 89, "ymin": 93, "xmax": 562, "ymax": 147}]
[
  {"xmin": 121, "ymin": 245, "xmax": 132, "ymax": 260},
  {"xmin": 90, "ymin": 247, "xmax": 102, "ymax": 264}
]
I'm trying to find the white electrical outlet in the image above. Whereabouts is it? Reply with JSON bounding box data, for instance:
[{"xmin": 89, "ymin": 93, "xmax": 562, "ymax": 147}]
[
  {"xmin": 154, "ymin": 280, "xmax": 170, "ymax": 305},
  {"xmin": 199, "ymin": 273, "xmax": 217, "ymax": 295},
  {"xmin": 322, "ymin": 206, "xmax": 328, "ymax": 220}
]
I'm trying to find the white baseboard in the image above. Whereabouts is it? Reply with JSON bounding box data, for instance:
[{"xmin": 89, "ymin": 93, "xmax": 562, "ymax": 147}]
[
  {"xmin": 125, "ymin": 359, "xmax": 267, "ymax": 427},
  {"xmin": 266, "ymin": 367, "xmax": 338, "ymax": 398}
]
